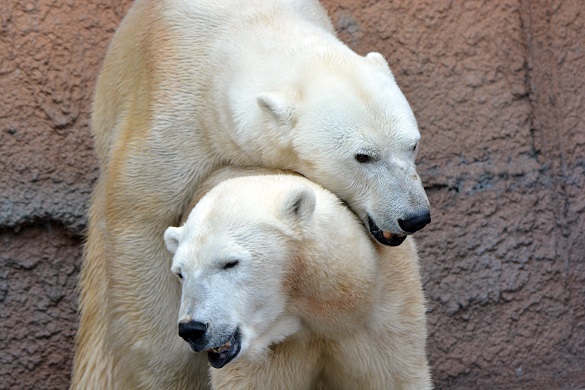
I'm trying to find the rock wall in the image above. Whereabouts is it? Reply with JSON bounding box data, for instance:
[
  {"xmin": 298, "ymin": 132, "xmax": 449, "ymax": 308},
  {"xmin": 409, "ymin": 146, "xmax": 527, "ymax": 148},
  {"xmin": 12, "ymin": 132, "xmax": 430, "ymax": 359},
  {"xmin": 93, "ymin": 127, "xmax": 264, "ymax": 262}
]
[{"xmin": 1, "ymin": 0, "xmax": 583, "ymax": 388}]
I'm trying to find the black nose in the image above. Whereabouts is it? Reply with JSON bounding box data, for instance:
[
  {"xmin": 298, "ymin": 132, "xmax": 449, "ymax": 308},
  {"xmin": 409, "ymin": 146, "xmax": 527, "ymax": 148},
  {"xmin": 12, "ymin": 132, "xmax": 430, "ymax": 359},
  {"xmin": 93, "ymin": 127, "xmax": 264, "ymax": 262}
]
[
  {"xmin": 178, "ymin": 320, "xmax": 207, "ymax": 344},
  {"xmin": 398, "ymin": 211, "xmax": 431, "ymax": 233}
]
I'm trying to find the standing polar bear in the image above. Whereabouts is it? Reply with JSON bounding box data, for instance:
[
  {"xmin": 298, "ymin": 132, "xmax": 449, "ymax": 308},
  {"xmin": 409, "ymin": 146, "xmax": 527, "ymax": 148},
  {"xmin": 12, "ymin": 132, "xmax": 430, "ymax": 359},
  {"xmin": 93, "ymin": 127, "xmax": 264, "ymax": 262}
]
[
  {"xmin": 72, "ymin": 0, "xmax": 431, "ymax": 388},
  {"xmin": 164, "ymin": 167, "xmax": 431, "ymax": 390}
]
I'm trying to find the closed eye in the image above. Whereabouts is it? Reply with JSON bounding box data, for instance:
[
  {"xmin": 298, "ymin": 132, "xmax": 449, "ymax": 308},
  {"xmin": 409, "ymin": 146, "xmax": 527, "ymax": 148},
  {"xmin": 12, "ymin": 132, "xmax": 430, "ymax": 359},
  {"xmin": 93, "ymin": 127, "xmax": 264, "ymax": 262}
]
[
  {"xmin": 223, "ymin": 260, "xmax": 239, "ymax": 270},
  {"xmin": 355, "ymin": 153, "xmax": 372, "ymax": 163}
]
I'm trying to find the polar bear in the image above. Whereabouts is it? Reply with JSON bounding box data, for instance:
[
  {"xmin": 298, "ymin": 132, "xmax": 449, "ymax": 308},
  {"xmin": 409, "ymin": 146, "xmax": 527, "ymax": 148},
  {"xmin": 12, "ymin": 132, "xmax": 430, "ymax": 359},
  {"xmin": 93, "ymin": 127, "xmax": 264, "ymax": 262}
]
[
  {"xmin": 164, "ymin": 167, "xmax": 431, "ymax": 390},
  {"xmin": 72, "ymin": 0, "xmax": 430, "ymax": 388}
]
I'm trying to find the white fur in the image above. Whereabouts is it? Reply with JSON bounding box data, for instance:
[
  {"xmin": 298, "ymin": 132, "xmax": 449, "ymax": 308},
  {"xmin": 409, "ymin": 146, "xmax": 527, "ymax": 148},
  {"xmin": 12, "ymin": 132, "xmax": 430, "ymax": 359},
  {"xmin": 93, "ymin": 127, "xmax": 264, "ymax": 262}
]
[
  {"xmin": 93, "ymin": 0, "xmax": 428, "ymax": 236},
  {"xmin": 72, "ymin": 0, "xmax": 429, "ymax": 388},
  {"xmin": 167, "ymin": 167, "xmax": 431, "ymax": 389}
]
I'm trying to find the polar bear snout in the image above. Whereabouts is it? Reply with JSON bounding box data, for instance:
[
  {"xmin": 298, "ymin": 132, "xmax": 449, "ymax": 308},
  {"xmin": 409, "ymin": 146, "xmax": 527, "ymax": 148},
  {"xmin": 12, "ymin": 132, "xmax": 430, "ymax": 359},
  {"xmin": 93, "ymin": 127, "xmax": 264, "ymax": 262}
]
[
  {"xmin": 398, "ymin": 210, "xmax": 431, "ymax": 234},
  {"xmin": 178, "ymin": 320, "xmax": 208, "ymax": 352},
  {"xmin": 367, "ymin": 206, "xmax": 431, "ymax": 246},
  {"xmin": 178, "ymin": 319, "xmax": 242, "ymax": 368}
]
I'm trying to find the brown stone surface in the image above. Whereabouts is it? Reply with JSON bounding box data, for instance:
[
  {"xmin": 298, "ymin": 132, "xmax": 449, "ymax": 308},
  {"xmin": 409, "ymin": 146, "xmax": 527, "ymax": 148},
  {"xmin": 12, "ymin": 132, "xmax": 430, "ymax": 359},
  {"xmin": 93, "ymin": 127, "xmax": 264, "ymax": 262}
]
[
  {"xmin": 0, "ymin": 225, "xmax": 80, "ymax": 389},
  {"xmin": 0, "ymin": 0, "xmax": 583, "ymax": 389}
]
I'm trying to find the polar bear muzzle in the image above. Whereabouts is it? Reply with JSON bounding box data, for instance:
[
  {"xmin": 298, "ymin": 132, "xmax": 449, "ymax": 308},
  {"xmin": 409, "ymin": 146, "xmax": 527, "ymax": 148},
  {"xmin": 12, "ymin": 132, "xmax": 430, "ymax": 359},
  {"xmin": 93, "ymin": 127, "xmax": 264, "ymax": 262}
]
[
  {"xmin": 178, "ymin": 321, "xmax": 242, "ymax": 369},
  {"xmin": 367, "ymin": 209, "xmax": 431, "ymax": 246},
  {"xmin": 367, "ymin": 216, "xmax": 407, "ymax": 246},
  {"xmin": 206, "ymin": 329, "xmax": 241, "ymax": 369}
]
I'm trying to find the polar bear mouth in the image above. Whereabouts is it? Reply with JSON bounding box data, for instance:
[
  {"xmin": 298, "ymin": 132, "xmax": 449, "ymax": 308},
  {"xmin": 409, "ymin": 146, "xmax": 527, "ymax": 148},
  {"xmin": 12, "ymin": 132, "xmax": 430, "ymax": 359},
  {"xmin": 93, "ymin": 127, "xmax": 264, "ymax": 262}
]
[
  {"xmin": 207, "ymin": 329, "xmax": 241, "ymax": 369},
  {"xmin": 367, "ymin": 216, "xmax": 407, "ymax": 246}
]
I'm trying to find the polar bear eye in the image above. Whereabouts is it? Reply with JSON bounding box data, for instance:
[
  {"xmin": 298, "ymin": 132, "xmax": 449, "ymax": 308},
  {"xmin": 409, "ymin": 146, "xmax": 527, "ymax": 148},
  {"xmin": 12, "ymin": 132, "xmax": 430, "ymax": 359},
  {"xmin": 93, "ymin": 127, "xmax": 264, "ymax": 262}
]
[
  {"xmin": 175, "ymin": 272, "xmax": 183, "ymax": 280},
  {"xmin": 223, "ymin": 260, "xmax": 239, "ymax": 270},
  {"xmin": 354, "ymin": 154, "xmax": 372, "ymax": 163},
  {"xmin": 412, "ymin": 143, "xmax": 418, "ymax": 152}
]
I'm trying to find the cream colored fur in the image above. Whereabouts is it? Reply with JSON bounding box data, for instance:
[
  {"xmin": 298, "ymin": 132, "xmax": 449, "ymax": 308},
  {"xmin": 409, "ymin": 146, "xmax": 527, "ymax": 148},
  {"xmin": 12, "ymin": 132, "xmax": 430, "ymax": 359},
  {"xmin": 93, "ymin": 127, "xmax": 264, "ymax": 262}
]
[
  {"xmin": 166, "ymin": 167, "xmax": 431, "ymax": 390},
  {"xmin": 71, "ymin": 0, "xmax": 428, "ymax": 388}
]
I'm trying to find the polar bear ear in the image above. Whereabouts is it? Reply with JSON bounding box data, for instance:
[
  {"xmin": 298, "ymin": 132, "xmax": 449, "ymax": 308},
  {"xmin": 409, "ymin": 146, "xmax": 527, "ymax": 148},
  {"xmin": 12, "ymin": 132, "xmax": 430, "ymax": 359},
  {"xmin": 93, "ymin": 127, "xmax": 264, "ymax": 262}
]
[
  {"xmin": 257, "ymin": 92, "xmax": 296, "ymax": 126},
  {"xmin": 164, "ymin": 226, "xmax": 183, "ymax": 254},
  {"xmin": 365, "ymin": 52, "xmax": 395, "ymax": 81},
  {"xmin": 281, "ymin": 185, "xmax": 316, "ymax": 225}
]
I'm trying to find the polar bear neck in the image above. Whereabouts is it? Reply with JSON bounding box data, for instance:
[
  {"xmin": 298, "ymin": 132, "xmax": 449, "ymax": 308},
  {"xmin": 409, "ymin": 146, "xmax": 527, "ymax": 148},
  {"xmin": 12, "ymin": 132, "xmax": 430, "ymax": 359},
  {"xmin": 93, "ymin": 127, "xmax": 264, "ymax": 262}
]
[
  {"xmin": 204, "ymin": 14, "xmax": 362, "ymax": 169},
  {"xmin": 284, "ymin": 191, "xmax": 380, "ymax": 336}
]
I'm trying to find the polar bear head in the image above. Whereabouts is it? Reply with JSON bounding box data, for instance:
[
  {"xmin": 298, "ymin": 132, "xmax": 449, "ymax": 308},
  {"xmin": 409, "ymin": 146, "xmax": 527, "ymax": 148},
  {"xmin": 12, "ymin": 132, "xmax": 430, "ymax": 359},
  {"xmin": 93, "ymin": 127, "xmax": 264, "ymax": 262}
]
[
  {"xmin": 164, "ymin": 174, "xmax": 376, "ymax": 369},
  {"xmin": 254, "ymin": 52, "xmax": 430, "ymax": 246}
]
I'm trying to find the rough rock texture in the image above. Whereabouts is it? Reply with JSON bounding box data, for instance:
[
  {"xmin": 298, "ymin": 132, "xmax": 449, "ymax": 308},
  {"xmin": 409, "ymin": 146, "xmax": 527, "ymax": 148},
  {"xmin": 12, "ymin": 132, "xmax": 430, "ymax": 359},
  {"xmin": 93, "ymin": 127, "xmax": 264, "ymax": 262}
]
[
  {"xmin": 0, "ymin": 2, "xmax": 131, "ymax": 389},
  {"xmin": 0, "ymin": 225, "xmax": 80, "ymax": 389},
  {"xmin": 0, "ymin": 0, "xmax": 583, "ymax": 389}
]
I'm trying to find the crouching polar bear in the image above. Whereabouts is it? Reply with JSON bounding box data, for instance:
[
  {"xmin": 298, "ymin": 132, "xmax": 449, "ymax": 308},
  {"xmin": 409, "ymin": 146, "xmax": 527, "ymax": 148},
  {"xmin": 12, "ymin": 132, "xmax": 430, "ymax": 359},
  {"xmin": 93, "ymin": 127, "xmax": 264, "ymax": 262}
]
[
  {"xmin": 164, "ymin": 167, "xmax": 431, "ymax": 390},
  {"xmin": 72, "ymin": 0, "xmax": 430, "ymax": 388}
]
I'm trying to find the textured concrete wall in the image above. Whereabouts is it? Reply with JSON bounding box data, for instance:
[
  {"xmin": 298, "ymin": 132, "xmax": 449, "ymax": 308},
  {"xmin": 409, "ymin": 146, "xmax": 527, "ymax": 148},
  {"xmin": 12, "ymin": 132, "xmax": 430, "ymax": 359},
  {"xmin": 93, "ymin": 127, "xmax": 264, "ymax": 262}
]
[{"xmin": 1, "ymin": 1, "xmax": 583, "ymax": 389}]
